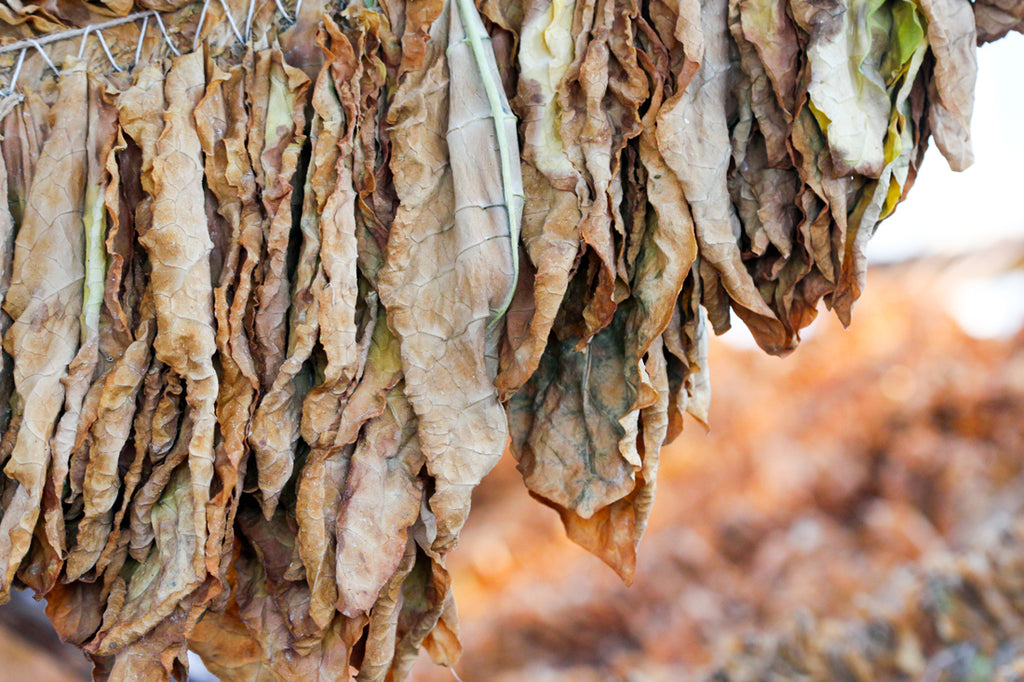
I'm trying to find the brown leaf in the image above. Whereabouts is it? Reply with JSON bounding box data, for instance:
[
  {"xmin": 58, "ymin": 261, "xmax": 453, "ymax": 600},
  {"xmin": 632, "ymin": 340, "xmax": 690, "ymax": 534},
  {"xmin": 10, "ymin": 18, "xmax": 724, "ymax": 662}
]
[
  {"xmin": 139, "ymin": 50, "xmax": 217, "ymax": 589},
  {"xmin": 244, "ymin": 46, "xmax": 316, "ymax": 519},
  {"xmin": 191, "ymin": 538, "xmax": 365, "ymax": 681},
  {"xmin": 93, "ymin": 339, "xmax": 163, "ymax": 578},
  {"xmin": 497, "ymin": 0, "xmax": 584, "ymax": 398},
  {"xmin": 973, "ymin": 0, "xmax": 1024, "ymax": 42},
  {"xmin": 509, "ymin": 312, "xmax": 639, "ymax": 520},
  {"xmin": 46, "ymin": 70, "xmax": 119, "ymax": 573},
  {"xmin": 250, "ymin": 49, "xmax": 310, "ymax": 391},
  {"xmin": 559, "ymin": 336, "xmax": 670, "ymax": 582},
  {"xmin": 378, "ymin": 0, "xmax": 513, "ymax": 554},
  {"xmin": 195, "ymin": 59, "xmax": 262, "ymax": 589},
  {"xmin": 560, "ymin": 0, "xmax": 649, "ymax": 341},
  {"xmin": 655, "ymin": 0, "xmax": 788, "ymax": 354},
  {"xmin": 90, "ymin": 465, "xmax": 204, "ymax": 655},
  {"xmin": 388, "ymin": 541, "xmax": 457, "ymax": 679},
  {"xmin": 65, "ymin": 308, "xmax": 155, "ymax": 580},
  {"xmin": 0, "ymin": 64, "xmax": 88, "ymax": 599},
  {"xmin": 356, "ymin": 539, "xmax": 418, "ymax": 681},
  {"xmin": 300, "ymin": 17, "xmax": 363, "ymax": 456},
  {"xmin": 335, "ymin": 386, "xmax": 424, "ymax": 616},
  {"xmin": 919, "ymin": 0, "xmax": 977, "ymax": 171}
]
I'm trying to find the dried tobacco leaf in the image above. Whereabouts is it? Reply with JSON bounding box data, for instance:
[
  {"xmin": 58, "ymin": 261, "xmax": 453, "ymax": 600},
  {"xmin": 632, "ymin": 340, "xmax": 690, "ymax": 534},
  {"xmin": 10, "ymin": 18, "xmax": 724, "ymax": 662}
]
[
  {"xmin": 0, "ymin": 0, "xmax": 1008, "ymax": 677},
  {"xmin": 918, "ymin": 0, "xmax": 976, "ymax": 171},
  {"xmin": 335, "ymin": 386, "xmax": 424, "ymax": 617},
  {"xmin": 657, "ymin": 0, "xmax": 789, "ymax": 352},
  {"xmin": 45, "ymin": 69, "xmax": 118, "ymax": 583},
  {"xmin": 0, "ymin": 63, "xmax": 88, "ymax": 598},
  {"xmin": 378, "ymin": 0, "xmax": 515, "ymax": 555},
  {"xmin": 498, "ymin": 0, "xmax": 583, "ymax": 397},
  {"xmin": 247, "ymin": 48, "xmax": 314, "ymax": 519}
]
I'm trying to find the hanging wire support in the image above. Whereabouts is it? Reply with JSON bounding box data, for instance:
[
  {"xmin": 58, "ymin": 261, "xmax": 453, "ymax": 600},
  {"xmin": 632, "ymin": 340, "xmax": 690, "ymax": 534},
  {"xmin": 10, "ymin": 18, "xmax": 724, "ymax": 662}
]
[
  {"xmin": 0, "ymin": 10, "xmax": 167, "ymax": 56},
  {"xmin": 75, "ymin": 25, "xmax": 122, "ymax": 72},
  {"xmin": 151, "ymin": 12, "xmax": 181, "ymax": 56},
  {"xmin": 216, "ymin": 0, "xmax": 245, "ymax": 43},
  {"xmin": 134, "ymin": 14, "xmax": 150, "ymax": 67},
  {"xmin": 192, "ymin": 0, "xmax": 213, "ymax": 52},
  {"xmin": 244, "ymin": 0, "xmax": 257, "ymax": 41},
  {"xmin": 77, "ymin": 26, "xmax": 92, "ymax": 59},
  {"xmin": 1, "ymin": 48, "xmax": 27, "ymax": 96},
  {"xmin": 27, "ymin": 39, "xmax": 59, "ymax": 76},
  {"xmin": 273, "ymin": 0, "xmax": 293, "ymax": 24},
  {"xmin": 0, "ymin": 0, "xmax": 296, "ymax": 76},
  {"xmin": 95, "ymin": 30, "xmax": 123, "ymax": 72}
]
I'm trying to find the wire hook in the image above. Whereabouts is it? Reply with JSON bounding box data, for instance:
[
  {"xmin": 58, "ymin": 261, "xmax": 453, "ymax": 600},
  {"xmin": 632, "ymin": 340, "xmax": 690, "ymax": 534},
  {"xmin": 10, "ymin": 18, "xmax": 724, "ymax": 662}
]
[
  {"xmin": 273, "ymin": 0, "xmax": 293, "ymax": 24},
  {"xmin": 192, "ymin": 0, "xmax": 212, "ymax": 52},
  {"xmin": 1, "ymin": 48, "xmax": 27, "ymax": 97},
  {"xmin": 95, "ymin": 30, "xmax": 122, "ymax": 72},
  {"xmin": 217, "ymin": 0, "xmax": 244, "ymax": 44},
  {"xmin": 152, "ymin": 11, "xmax": 181, "ymax": 56},
  {"xmin": 134, "ymin": 14, "xmax": 149, "ymax": 67},
  {"xmin": 77, "ymin": 26, "xmax": 92, "ymax": 59},
  {"xmin": 27, "ymin": 39, "xmax": 59, "ymax": 77}
]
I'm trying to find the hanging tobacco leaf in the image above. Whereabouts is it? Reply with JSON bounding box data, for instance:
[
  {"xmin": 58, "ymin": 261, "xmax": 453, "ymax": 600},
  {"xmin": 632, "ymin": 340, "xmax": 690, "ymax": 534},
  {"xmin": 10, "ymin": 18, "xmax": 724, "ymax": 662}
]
[{"xmin": 0, "ymin": 0, "xmax": 1014, "ymax": 678}]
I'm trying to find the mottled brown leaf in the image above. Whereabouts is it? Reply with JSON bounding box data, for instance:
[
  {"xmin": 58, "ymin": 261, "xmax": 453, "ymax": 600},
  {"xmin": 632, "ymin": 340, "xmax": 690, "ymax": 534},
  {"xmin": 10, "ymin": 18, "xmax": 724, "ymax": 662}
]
[
  {"xmin": 0, "ymin": 64, "xmax": 88, "ymax": 598},
  {"xmin": 379, "ymin": 0, "xmax": 514, "ymax": 554}
]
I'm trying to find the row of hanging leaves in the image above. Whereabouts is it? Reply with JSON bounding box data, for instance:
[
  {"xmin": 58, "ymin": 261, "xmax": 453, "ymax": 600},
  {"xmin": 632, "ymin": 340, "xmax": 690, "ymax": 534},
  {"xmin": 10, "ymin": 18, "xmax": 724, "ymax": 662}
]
[{"xmin": 0, "ymin": 0, "xmax": 1015, "ymax": 678}]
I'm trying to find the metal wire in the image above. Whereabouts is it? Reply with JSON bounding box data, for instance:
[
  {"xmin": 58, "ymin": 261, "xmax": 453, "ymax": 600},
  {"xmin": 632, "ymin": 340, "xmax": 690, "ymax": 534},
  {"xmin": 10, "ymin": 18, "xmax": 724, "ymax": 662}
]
[
  {"xmin": 191, "ymin": 0, "xmax": 213, "ymax": 52},
  {"xmin": 0, "ymin": 1, "xmax": 304, "ymax": 94},
  {"xmin": 244, "ymin": 0, "xmax": 257, "ymax": 41},
  {"xmin": 27, "ymin": 39, "xmax": 59, "ymax": 76},
  {"xmin": 95, "ymin": 31, "xmax": 123, "ymax": 72},
  {"xmin": 216, "ymin": 0, "xmax": 245, "ymax": 44},
  {"xmin": 134, "ymin": 15, "xmax": 150, "ymax": 67},
  {"xmin": 77, "ymin": 27, "xmax": 92, "ymax": 59},
  {"xmin": 273, "ymin": 0, "xmax": 293, "ymax": 24},
  {"xmin": 152, "ymin": 12, "xmax": 181, "ymax": 57},
  {"xmin": 0, "ymin": 11, "xmax": 158, "ymax": 55},
  {"xmin": 1, "ymin": 49, "xmax": 27, "ymax": 96}
]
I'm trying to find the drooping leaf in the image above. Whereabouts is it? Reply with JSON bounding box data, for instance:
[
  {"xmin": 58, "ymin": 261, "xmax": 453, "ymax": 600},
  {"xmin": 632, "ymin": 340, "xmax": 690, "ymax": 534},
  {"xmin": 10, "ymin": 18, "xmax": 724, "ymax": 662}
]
[
  {"xmin": 378, "ymin": 0, "xmax": 515, "ymax": 555},
  {"xmin": 0, "ymin": 63, "xmax": 88, "ymax": 599}
]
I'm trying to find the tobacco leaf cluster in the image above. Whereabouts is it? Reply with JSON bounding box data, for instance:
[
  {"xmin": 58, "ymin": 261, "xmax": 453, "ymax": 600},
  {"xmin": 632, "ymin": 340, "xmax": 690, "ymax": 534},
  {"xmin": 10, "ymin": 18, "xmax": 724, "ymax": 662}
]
[{"xmin": 0, "ymin": 0, "xmax": 1004, "ymax": 678}]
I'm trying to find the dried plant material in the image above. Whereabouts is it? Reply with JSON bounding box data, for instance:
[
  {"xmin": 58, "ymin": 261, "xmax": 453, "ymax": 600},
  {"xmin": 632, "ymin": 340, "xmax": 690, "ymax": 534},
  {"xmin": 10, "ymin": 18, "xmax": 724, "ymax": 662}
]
[
  {"xmin": 46, "ymin": 70, "xmax": 118, "ymax": 580},
  {"xmin": 379, "ymin": 0, "xmax": 514, "ymax": 555},
  {"xmin": 246, "ymin": 47, "xmax": 313, "ymax": 519},
  {"xmin": 195, "ymin": 58, "xmax": 260, "ymax": 592},
  {"xmin": 0, "ymin": 118, "xmax": 15, "ymax": 442},
  {"xmin": 704, "ymin": 518, "xmax": 1024, "ymax": 682},
  {"xmin": 299, "ymin": 16, "xmax": 362, "ymax": 479},
  {"xmin": 288, "ymin": 19, "xmax": 363, "ymax": 630},
  {"xmin": 0, "ymin": 64, "xmax": 88, "ymax": 598},
  {"xmin": 66, "ymin": 308, "xmax": 155, "ymax": 580},
  {"xmin": 250, "ymin": 48, "xmax": 309, "ymax": 394},
  {"xmin": 918, "ymin": 0, "xmax": 977, "ymax": 171},
  {"xmin": 498, "ymin": 0, "xmax": 581, "ymax": 397},
  {"xmin": 89, "ymin": 465, "xmax": 203, "ymax": 654},
  {"xmin": 335, "ymin": 386, "xmax": 424, "ymax": 617},
  {"xmin": 509, "ymin": 314, "xmax": 639, "ymax": 521},
  {"xmin": 139, "ymin": 48, "xmax": 215, "ymax": 590},
  {"xmin": 560, "ymin": 0, "xmax": 650, "ymax": 341},
  {"xmin": 974, "ymin": 0, "xmax": 1024, "ymax": 43},
  {"xmin": 0, "ymin": 0, "xmax": 1009, "ymax": 677}
]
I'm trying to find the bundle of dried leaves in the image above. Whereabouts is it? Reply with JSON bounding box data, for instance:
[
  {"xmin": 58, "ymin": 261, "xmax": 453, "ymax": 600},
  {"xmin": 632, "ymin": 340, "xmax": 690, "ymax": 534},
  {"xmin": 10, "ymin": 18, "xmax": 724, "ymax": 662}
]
[{"xmin": 0, "ymin": 0, "xmax": 1011, "ymax": 678}]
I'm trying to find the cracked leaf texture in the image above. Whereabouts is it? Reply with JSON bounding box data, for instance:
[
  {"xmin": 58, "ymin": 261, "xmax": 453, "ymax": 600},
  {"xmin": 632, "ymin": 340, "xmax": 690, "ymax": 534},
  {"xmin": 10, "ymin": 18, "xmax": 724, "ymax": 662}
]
[{"xmin": 0, "ymin": 0, "xmax": 1006, "ymax": 678}]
